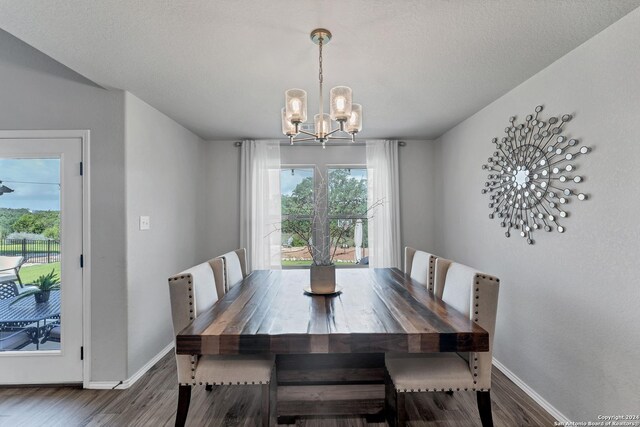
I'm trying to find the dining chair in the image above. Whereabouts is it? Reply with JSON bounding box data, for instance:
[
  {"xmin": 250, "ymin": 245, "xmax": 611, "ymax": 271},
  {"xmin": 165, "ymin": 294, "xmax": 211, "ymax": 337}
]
[
  {"xmin": 168, "ymin": 259, "xmax": 274, "ymax": 427},
  {"xmin": 218, "ymin": 248, "xmax": 249, "ymax": 292},
  {"xmin": 433, "ymin": 257, "xmax": 452, "ymax": 299},
  {"xmin": 404, "ymin": 247, "xmax": 437, "ymax": 292},
  {"xmin": 385, "ymin": 262, "xmax": 500, "ymax": 427}
]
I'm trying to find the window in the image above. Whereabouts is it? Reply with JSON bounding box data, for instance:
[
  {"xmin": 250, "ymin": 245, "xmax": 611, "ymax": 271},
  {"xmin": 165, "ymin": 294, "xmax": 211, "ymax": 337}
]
[
  {"xmin": 280, "ymin": 166, "xmax": 368, "ymax": 268},
  {"xmin": 328, "ymin": 168, "xmax": 368, "ymax": 266},
  {"xmin": 281, "ymin": 168, "xmax": 314, "ymax": 267}
]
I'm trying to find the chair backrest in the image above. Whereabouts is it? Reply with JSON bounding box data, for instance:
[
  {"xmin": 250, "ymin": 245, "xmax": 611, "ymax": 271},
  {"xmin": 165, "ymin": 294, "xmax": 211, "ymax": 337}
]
[
  {"xmin": 433, "ymin": 258, "xmax": 452, "ymax": 298},
  {"xmin": 440, "ymin": 262, "xmax": 500, "ymax": 390},
  {"xmin": 0, "ymin": 256, "xmax": 23, "ymax": 271},
  {"xmin": 219, "ymin": 248, "xmax": 248, "ymax": 292},
  {"xmin": 168, "ymin": 258, "xmax": 224, "ymax": 385},
  {"xmin": 0, "ymin": 282, "xmax": 18, "ymax": 300},
  {"xmin": 168, "ymin": 260, "xmax": 220, "ymax": 335},
  {"xmin": 404, "ymin": 247, "xmax": 436, "ymax": 292}
]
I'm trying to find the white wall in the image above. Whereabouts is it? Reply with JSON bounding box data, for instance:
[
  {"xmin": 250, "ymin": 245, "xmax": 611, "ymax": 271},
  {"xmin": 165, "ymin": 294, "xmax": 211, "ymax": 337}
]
[
  {"xmin": 0, "ymin": 29, "xmax": 128, "ymax": 381},
  {"xmin": 124, "ymin": 92, "xmax": 205, "ymax": 376},
  {"xmin": 201, "ymin": 140, "xmax": 438, "ymax": 262},
  {"xmin": 434, "ymin": 8, "xmax": 640, "ymax": 420}
]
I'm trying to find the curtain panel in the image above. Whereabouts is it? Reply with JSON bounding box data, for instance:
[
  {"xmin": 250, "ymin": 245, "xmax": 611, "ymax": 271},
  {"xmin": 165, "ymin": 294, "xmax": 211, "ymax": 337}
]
[
  {"xmin": 240, "ymin": 140, "xmax": 282, "ymax": 270},
  {"xmin": 366, "ymin": 140, "xmax": 401, "ymax": 269}
]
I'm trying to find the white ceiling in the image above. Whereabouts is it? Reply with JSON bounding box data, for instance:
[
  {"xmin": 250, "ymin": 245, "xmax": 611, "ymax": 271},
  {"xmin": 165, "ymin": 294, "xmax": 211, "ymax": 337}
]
[{"xmin": 0, "ymin": 1, "xmax": 638, "ymax": 140}]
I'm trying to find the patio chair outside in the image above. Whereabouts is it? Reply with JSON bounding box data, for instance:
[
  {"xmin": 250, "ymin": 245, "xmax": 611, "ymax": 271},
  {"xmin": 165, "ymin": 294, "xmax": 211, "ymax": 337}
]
[
  {"xmin": 0, "ymin": 256, "xmax": 24, "ymax": 286},
  {"xmin": 0, "ymin": 329, "xmax": 35, "ymax": 351}
]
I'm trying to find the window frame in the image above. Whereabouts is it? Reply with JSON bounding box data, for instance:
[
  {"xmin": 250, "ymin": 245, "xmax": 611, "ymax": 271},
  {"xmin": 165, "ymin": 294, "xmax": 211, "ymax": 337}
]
[{"xmin": 280, "ymin": 163, "xmax": 368, "ymax": 269}]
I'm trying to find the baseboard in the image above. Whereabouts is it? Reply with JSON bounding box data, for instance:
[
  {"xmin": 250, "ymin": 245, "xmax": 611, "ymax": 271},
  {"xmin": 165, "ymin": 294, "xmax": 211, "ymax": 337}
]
[
  {"xmin": 492, "ymin": 357, "xmax": 570, "ymax": 423},
  {"xmin": 87, "ymin": 342, "xmax": 174, "ymax": 390}
]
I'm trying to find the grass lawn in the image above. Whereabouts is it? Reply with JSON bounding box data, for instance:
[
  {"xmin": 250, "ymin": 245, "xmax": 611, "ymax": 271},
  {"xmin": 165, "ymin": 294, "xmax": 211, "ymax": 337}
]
[
  {"xmin": 282, "ymin": 260, "xmax": 313, "ymax": 266},
  {"xmin": 19, "ymin": 262, "xmax": 61, "ymax": 284}
]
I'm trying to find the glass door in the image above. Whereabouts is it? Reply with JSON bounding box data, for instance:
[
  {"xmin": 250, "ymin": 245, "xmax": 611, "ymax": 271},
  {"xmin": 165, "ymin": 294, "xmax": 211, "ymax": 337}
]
[{"xmin": 0, "ymin": 134, "xmax": 84, "ymax": 384}]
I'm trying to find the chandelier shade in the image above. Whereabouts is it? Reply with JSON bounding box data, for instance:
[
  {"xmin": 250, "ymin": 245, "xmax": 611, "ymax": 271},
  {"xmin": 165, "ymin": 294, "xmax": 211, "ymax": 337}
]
[
  {"xmin": 281, "ymin": 108, "xmax": 296, "ymax": 136},
  {"xmin": 346, "ymin": 103, "xmax": 363, "ymax": 134},
  {"xmin": 285, "ymin": 89, "xmax": 307, "ymax": 124},
  {"xmin": 330, "ymin": 86, "xmax": 352, "ymax": 121},
  {"xmin": 281, "ymin": 28, "xmax": 363, "ymax": 147}
]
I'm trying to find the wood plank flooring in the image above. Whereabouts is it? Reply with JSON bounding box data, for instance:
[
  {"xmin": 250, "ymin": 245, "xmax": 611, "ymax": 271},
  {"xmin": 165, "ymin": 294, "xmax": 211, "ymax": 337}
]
[{"xmin": 0, "ymin": 352, "xmax": 557, "ymax": 426}]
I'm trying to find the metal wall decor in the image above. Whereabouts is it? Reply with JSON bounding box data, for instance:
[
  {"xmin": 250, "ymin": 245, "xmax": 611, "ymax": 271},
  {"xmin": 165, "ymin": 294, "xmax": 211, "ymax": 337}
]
[{"xmin": 481, "ymin": 105, "xmax": 590, "ymax": 244}]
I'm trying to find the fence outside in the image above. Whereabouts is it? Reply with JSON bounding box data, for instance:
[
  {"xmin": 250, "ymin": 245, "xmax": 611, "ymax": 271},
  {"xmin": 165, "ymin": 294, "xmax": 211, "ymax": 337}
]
[{"xmin": 0, "ymin": 239, "xmax": 60, "ymax": 264}]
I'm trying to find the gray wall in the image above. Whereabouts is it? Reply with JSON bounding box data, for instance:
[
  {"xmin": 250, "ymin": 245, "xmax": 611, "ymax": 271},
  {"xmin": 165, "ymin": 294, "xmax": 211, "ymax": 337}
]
[
  {"xmin": 0, "ymin": 30, "xmax": 207, "ymax": 382},
  {"xmin": 124, "ymin": 92, "xmax": 205, "ymax": 377},
  {"xmin": 201, "ymin": 141, "xmax": 242, "ymax": 259},
  {"xmin": 201, "ymin": 140, "xmax": 437, "ymax": 262},
  {"xmin": 398, "ymin": 141, "xmax": 438, "ymax": 257},
  {"xmin": 0, "ymin": 29, "xmax": 128, "ymax": 381},
  {"xmin": 434, "ymin": 8, "xmax": 640, "ymax": 420}
]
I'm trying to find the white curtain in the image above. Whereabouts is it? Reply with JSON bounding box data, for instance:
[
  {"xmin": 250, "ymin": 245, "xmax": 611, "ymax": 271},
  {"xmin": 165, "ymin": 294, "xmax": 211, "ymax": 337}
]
[
  {"xmin": 240, "ymin": 140, "xmax": 282, "ymax": 270},
  {"xmin": 366, "ymin": 140, "xmax": 401, "ymax": 268}
]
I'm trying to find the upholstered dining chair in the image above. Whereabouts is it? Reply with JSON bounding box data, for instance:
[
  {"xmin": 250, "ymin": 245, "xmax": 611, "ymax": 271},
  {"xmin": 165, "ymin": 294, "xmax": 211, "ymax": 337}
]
[
  {"xmin": 168, "ymin": 258, "xmax": 274, "ymax": 427},
  {"xmin": 385, "ymin": 262, "xmax": 500, "ymax": 427},
  {"xmin": 218, "ymin": 248, "xmax": 249, "ymax": 292},
  {"xmin": 404, "ymin": 247, "xmax": 438, "ymax": 292}
]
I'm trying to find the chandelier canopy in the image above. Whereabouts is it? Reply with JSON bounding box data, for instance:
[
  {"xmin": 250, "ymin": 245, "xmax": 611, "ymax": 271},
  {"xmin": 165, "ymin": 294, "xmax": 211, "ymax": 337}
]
[{"xmin": 281, "ymin": 28, "xmax": 362, "ymax": 147}]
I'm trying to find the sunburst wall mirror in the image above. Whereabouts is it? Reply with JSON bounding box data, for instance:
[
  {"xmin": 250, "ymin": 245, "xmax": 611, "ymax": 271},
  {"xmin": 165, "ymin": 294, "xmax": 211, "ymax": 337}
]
[{"xmin": 481, "ymin": 105, "xmax": 591, "ymax": 245}]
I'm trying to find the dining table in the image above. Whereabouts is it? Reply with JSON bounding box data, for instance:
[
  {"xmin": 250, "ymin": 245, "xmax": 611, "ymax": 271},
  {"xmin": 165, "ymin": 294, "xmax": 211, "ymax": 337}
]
[
  {"xmin": 176, "ymin": 267, "xmax": 489, "ymax": 422},
  {"xmin": 0, "ymin": 289, "xmax": 61, "ymax": 350}
]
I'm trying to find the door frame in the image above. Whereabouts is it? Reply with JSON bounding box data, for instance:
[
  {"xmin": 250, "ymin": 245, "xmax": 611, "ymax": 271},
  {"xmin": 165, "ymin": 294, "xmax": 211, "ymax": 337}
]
[{"xmin": 0, "ymin": 130, "xmax": 91, "ymax": 387}]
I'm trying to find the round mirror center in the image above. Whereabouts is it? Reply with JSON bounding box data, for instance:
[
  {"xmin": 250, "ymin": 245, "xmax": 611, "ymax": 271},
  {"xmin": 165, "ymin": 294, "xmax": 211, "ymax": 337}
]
[{"xmin": 514, "ymin": 169, "xmax": 530, "ymax": 186}]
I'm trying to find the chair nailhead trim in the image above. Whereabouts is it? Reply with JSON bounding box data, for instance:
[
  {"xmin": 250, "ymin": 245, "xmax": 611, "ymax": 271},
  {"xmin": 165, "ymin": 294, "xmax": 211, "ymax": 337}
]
[
  {"xmin": 396, "ymin": 387, "xmax": 489, "ymax": 392},
  {"xmin": 189, "ymin": 380, "xmax": 268, "ymax": 386},
  {"xmin": 428, "ymin": 256, "xmax": 435, "ymax": 291},
  {"xmin": 473, "ymin": 274, "xmax": 481, "ymax": 383}
]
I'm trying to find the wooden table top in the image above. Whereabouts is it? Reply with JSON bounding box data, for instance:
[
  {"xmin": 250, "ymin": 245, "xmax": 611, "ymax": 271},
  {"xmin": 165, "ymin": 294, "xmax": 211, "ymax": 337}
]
[{"xmin": 175, "ymin": 268, "xmax": 488, "ymax": 355}]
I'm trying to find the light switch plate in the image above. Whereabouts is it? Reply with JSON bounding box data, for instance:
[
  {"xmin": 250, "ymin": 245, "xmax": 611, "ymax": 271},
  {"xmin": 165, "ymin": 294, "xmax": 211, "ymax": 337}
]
[{"xmin": 139, "ymin": 216, "xmax": 150, "ymax": 230}]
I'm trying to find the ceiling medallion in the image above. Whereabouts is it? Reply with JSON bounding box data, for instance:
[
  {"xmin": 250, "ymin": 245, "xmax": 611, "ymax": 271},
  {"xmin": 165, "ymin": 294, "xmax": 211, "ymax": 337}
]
[
  {"xmin": 481, "ymin": 105, "xmax": 590, "ymax": 245},
  {"xmin": 281, "ymin": 28, "xmax": 362, "ymax": 148}
]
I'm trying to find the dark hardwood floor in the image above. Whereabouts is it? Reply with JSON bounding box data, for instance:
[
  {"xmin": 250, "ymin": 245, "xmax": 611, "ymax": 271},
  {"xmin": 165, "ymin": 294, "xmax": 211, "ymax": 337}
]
[{"xmin": 0, "ymin": 352, "xmax": 556, "ymax": 426}]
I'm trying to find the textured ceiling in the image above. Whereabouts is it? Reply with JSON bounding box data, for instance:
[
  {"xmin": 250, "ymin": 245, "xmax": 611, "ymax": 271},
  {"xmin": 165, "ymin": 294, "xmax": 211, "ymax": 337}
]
[{"xmin": 0, "ymin": 0, "xmax": 638, "ymax": 140}]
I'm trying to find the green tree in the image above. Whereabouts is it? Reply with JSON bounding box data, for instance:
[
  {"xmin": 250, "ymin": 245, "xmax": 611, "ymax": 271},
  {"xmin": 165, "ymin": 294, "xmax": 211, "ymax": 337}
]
[
  {"xmin": 281, "ymin": 169, "xmax": 369, "ymax": 260},
  {"xmin": 43, "ymin": 225, "xmax": 60, "ymax": 239},
  {"xmin": 11, "ymin": 211, "xmax": 60, "ymax": 238},
  {"xmin": 0, "ymin": 208, "xmax": 29, "ymax": 238}
]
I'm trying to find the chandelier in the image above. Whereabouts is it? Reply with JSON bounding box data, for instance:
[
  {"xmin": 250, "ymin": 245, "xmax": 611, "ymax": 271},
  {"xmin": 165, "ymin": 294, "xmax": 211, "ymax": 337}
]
[{"xmin": 281, "ymin": 28, "xmax": 362, "ymax": 147}]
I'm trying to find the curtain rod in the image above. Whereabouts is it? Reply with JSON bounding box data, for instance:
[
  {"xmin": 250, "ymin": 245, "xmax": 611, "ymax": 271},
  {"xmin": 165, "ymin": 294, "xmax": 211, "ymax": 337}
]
[{"xmin": 233, "ymin": 140, "xmax": 406, "ymax": 147}]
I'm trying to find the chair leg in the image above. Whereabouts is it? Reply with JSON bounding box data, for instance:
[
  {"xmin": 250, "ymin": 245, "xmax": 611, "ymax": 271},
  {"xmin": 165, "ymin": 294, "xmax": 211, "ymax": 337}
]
[
  {"xmin": 396, "ymin": 392, "xmax": 407, "ymax": 427},
  {"xmin": 384, "ymin": 368, "xmax": 407, "ymax": 427},
  {"xmin": 261, "ymin": 383, "xmax": 270, "ymax": 427},
  {"xmin": 205, "ymin": 384, "xmax": 213, "ymax": 391},
  {"xmin": 384, "ymin": 370, "xmax": 397, "ymax": 427},
  {"xmin": 476, "ymin": 390, "xmax": 494, "ymax": 427},
  {"xmin": 175, "ymin": 385, "xmax": 191, "ymax": 427}
]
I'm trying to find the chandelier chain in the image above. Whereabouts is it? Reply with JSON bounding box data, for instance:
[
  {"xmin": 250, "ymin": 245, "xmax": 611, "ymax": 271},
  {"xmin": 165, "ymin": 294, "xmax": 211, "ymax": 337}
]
[
  {"xmin": 318, "ymin": 36, "xmax": 323, "ymax": 85},
  {"xmin": 282, "ymin": 28, "xmax": 361, "ymax": 144},
  {"xmin": 318, "ymin": 35, "xmax": 324, "ymax": 127}
]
